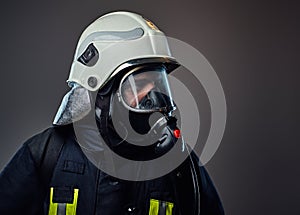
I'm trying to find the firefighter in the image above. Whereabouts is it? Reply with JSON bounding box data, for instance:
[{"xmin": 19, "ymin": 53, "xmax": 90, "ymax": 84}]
[{"xmin": 0, "ymin": 11, "xmax": 224, "ymax": 215}]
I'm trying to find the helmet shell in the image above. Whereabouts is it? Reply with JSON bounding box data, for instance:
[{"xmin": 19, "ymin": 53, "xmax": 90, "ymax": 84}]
[{"xmin": 68, "ymin": 11, "xmax": 177, "ymax": 91}]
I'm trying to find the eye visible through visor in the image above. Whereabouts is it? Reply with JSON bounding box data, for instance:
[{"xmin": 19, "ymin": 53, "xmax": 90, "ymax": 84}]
[{"xmin": 119, "ymin": 66, "xmax": 176, "ymax": 114}]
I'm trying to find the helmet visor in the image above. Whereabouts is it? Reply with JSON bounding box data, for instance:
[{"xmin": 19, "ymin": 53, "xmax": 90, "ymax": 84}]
[{"xmin": 119, "ymin": 66, "xmax": 175, "ymax": 113}]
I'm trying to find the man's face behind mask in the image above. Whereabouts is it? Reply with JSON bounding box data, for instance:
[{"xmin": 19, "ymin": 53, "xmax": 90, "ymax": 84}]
[{"xmin": 119, "ymin": 66, "xmax": 176, "ymax": 114}]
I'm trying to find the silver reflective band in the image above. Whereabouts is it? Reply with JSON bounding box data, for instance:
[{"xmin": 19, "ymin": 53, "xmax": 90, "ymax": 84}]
[
  {"xmin": 57, "ymin": 203, "xmax": 66, "ymax": 215},
  {"xmin": 149, "ymin": 199, "xmax": 174, "ymax": 215},
  {"xmin": 48, "ymin": 187, "xmax": 79, "ymax": 215},
  {"xmin": 78, "ymin": 28, "xmax": 144, "ymax": 56}
]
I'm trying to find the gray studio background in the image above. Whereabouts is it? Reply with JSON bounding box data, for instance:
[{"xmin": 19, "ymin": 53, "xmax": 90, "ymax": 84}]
[{"xmin": 0, "ymin": 0, "xmax": 299, "ymax": 214}]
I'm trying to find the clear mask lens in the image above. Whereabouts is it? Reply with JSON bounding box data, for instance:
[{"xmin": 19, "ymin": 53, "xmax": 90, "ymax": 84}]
[{"xmin": 119, "ymin": 66, "xmax": 175, "ymax": 113}]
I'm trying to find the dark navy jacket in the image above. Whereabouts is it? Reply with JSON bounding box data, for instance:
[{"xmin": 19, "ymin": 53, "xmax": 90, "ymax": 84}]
[{"xmin": 0, "ymin": 125, "xmax": 224, "ymax": 215}]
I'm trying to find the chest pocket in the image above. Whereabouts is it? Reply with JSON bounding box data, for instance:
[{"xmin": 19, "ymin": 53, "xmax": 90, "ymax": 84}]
[
  {"xmin": 48, "ymin": 187, "xmax": 79, "ymax": 215},
  {"xmin": 149, "ymin": 199, "xmax": 174, "ymax": 215}
]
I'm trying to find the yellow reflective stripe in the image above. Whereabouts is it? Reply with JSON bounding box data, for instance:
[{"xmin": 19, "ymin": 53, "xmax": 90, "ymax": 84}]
[
  {"xmin": 48, "ymin": 187, "xmax": 58, "ymax": 215},
  {"xmin": 48, "ymin": 187, "xmax": 79, "ymax": 215},
  {"xmin": 149, "ymin": 199, "xmax": 159, "ymax": 215},
  {"xmin": 66, "ymin": 189, "xmax": 79, "ymax": 215},
  {"xmin": 149, "ymin": 199, "xmax": 174, "ymax": 215},
  {"xmin": 165, "ymin": 201, "xmax": 174, "ymax": 215}
]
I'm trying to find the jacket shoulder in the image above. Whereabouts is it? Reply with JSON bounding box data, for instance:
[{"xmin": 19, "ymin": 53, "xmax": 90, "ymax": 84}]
[{"xmin": 26, "ymin": 125, "xmax": 73, "ymax": 167}]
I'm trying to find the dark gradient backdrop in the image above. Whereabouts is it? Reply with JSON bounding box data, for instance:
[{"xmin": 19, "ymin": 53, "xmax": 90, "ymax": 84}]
[{"xmin": 0, "ymin": 0, "xmax": 299, "ymax": 214}]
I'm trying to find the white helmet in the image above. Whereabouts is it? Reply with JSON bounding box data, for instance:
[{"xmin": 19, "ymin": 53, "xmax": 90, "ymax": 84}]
[
  {"xmin": 53, "ymin": 11, "xmax": 179, "ymax": 125},
  {"xmin": 68, "ymin": 11, "xmax": 178, "ymax": 91}
]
